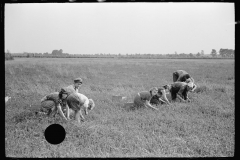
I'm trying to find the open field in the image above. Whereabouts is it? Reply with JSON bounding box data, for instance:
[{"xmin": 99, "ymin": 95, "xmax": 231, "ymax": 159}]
[{"xmin": 5, "ymin": 58, "xmax": 234, "ymax": 157}]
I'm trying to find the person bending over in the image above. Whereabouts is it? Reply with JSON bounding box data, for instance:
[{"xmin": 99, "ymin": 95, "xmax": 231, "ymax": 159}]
[
  {"xmin": 172, "ymin": 70, "xmax": 197, "ymax": 92},
  {"xmin": 150, "ymin": 85, "xmax": 171, "ymax": 105},
  {"xmin": 133, "ymin": 87, "xmax": 159, "ymax": 110},
  {"xmin": 168, "ymin": 81, "xmax": 194, "ymax": 102},
  {"xmin": 65, "ymin": 92, "xmax": 95, "ymax": 123},
  {"xmin": 39, "ymin": 91, "xmax": 68, "ymax": 120}
]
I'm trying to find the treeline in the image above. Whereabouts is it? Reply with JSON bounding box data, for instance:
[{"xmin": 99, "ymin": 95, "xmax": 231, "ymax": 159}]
[
  {"xmin": 6, "ymin": 48, "xmax": 234, "ymax": 59},
  {"xmin": 5, "ymin": 52, "xmax": 14, "ymax": 60}
]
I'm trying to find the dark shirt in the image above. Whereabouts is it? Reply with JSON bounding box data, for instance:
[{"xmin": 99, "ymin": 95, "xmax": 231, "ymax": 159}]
[
  {"xmin": 170, "ymin": 82, "xmax": 188, "ymax": 95},
  {"xmin": 176, "ymin": 70, "xmax": 191, "ymax": 82}
]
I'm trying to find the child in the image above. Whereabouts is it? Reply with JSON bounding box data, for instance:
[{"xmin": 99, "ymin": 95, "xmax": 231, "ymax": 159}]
[
  {"xmin": 65, "ymin": 77, "xmax": 83, "ymax": 93},
  {"xmin": 133, "ymin": 87, "xmax": 159, "ymax": 110},
  {"xmin": 39, "ymin": 91, "xmax": 68, "ymax": 120},
  {"xmin": 172, "ymin": 70, "xmax": 197, "ymax": 92},
  {"xmin": 150, "ymin": 85, "xmax": 171, "ymax": 105},
  {"xmin": 168, "ymin": 81, "xmax": 194, "ymax": 102},
  {"xmin": 65, "ymin": 92, "xmax": 95, "ymax": 123}
]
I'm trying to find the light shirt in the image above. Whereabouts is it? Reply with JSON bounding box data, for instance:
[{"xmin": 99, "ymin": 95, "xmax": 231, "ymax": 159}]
[
  {"xmin": 66, "ymin": 84, "xmax": 79, "ymax": 93},
  {"xmin": 41, "ymin": 92, "xmax": 60, "ymax": 104},
  {"xmin": 138, "ymin": 91, "xmax": 152, "ymax": 101},
  {"xmin": 74, "ymin": 92, "xmax": 90, "ymax": 108}
]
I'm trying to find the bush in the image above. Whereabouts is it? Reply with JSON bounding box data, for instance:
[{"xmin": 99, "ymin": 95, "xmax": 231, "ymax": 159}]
[{"xmin": 5, "ymin": 53, "xmax": 14, "ymax": 60}]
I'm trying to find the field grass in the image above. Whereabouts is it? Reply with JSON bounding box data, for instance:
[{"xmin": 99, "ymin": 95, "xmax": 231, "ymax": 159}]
[{"xmin": 5, "ymin": 58, "xmax": 234, "ymax": 157}]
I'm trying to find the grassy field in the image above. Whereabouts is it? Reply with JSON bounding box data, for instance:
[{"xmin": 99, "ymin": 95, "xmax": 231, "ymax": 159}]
[{"xmin": 5, "ymin": 58, "xmax": 234, "ymax": 157}]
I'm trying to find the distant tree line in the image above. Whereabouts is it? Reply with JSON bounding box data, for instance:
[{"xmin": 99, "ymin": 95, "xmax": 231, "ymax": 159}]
[
  {"xmin": 7, "ymin": 48, "xmax": 234, "ymax": 59},
  {"xmin": 5, "ymin": 50, "xmax": 14, "ymax": 60}
]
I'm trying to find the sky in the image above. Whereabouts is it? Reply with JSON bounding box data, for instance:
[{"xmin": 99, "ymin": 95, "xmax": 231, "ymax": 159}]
[{"xmin": 5, "ymin": 3, "xmax": 235, "ymax": 55}]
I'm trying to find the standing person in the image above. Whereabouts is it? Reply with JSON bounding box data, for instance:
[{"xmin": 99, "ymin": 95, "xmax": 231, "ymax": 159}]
[
  {"xmin": 150, "ymin": 85, "xmax": 171, "ymax": 105},
  {"xmin": 172, "ymin": 70, "xmax": 197, "ymax": 92},
  {"xmin": 133, "ymin": 87, "xmax": 159, "ymax": 110},
  {"xmin": 65, "ymin": 92, "xmax": 95, "ymax": 124},
  {"xmin": 39, "ymin": 92, "xmax": 68, "ymax": 120}
]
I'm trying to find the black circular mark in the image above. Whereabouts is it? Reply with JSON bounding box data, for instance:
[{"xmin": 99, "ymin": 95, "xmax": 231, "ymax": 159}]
[{"xmin": 44, "ymin": 124, "xmax": 66, "ymax": 145}]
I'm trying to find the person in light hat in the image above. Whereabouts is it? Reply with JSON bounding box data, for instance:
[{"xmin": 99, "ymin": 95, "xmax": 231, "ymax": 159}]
[
  {"xmin": 168, "ymin": 81, "xmax": 194, "ymax": 103},
  {"xmin": 172, "ymin": 70, "xmax": 197, "ymax": 92}
]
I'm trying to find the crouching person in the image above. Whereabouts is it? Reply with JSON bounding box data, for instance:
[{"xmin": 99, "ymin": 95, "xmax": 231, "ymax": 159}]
[
  {"xmin": 168, "ymin": 81, "xmax": 194, "ymax": 103},
  {"xmin": 133, "ymin": 87, "xmax": 159, "ymax": 110},
  {"xmin": 39, "ymin": 92, "xmax": 68, "ymax": 120},
  {"xmin": 150, "ymin": 85, "xmax": 171, "ymax": 105},
  {"xmin": 65, "ymin": 92, "xmax": 95, "ymax": 124}
]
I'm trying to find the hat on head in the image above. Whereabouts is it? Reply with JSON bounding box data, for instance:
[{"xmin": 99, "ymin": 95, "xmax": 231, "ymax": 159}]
[{"xmin": 74, "ymin": 78, "xmax": 83, "ymax": 83}]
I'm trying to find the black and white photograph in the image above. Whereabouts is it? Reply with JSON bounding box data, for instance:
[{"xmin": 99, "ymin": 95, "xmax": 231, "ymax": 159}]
[{"xmin": 5, "ymin": 2, "xmax": 234, "ymax": 157}]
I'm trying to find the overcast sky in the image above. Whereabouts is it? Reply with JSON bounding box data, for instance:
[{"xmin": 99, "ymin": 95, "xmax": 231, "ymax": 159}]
[{"xmin": 5, "ymin": 3, "xmax": 235, "ymax": 55}]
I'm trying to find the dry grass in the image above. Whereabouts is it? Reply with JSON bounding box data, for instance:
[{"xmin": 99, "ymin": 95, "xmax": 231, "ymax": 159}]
[{"xmin": 5, "ymin": 58, "xmax": 234, "ymax": 157}]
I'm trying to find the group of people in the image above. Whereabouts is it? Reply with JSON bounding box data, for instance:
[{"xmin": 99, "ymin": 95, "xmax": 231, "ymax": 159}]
[
  {"xmin": 38, "ymin": 78, "xmax": 95, "ymax": 124},
  {"xmin": 132, "ymin": 70, "xmax": 197, "ymax": 110},
  {"xmin": 38, "ymin": 70, "xmax": 196, "ymax": 124}
]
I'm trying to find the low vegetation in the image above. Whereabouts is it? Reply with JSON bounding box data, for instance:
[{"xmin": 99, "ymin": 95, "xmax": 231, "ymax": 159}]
[{"xmin": 5, "ymin": 58, "xmax": 234, "ymax": 157}]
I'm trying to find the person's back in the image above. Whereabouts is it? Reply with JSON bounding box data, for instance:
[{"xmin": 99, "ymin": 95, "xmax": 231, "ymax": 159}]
[
  {"xmin": 170, "ymin": 81, "xmax": 187, "ymax": 93},
  {"xmin": 66, "ymin": 92, "xmax": 89, "ymax": 111},
  {"xmin": 138, "ymin": 91, "xmax": 152, "ymax": 101},
  {"xmin": 74, "ymin": 92, "xmax": 89, "ymax": 105},
  {"xmin": 42, "ymin": 92, "xmax": 60, "ymax": 103},
  {"xmin": 65, "ymin": 84, "xmax": 78, "ymax": 93}
]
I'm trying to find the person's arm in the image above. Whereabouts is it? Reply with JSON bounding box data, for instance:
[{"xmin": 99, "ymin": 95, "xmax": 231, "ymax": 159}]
[
  {"xmin": 177, "ymin": 94, "xmax": 186, "ymax": 102},
  {"xmin": 84, "ymin": 107, "xmax": 88, "ymax": 115},
  {"xmin": 145, "ymin": 100, "xmax": 159, "ymax": 110},
  {"xmin": 184, "ymin": 91, "xmax": 191, "ymax": 102},
  {"xmin": 190, "ymin": 83, "xmax": 197, "ymax": 92},
  {"xmin": 56, "ymin": 104, "xmax": 68, "ymax": 120},
  {"xmin": 40, "ymin": 96, "xmax": 47, "ymax": 102},
  {"xmin": 177, "ymin": 85, "xmax": 187, "ymax": 102},
  {"xmin": 159, "ymin": 98, "xmax": 170, "ymax": 105},
  {"xmin": 83, "ymin": 100, "xmax": 90, "ymax": 115},
  {"xmin": 160, "ymin": 90, "xmax": 170, "ymax": 105},
  {"xmin": 66, "ymin": 104, "xmax": 71, "ymax": 120}
]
